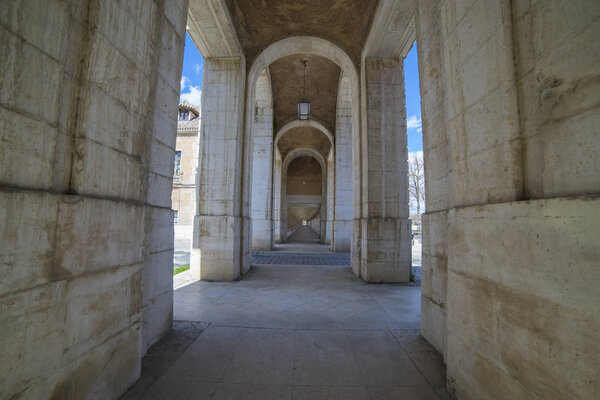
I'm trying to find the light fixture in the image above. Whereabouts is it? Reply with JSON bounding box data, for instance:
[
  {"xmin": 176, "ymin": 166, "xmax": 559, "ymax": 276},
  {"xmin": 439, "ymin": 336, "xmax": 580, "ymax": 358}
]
[{"xmin": 297, "ymin": 60, "xmax": 310, "ymax": 120}]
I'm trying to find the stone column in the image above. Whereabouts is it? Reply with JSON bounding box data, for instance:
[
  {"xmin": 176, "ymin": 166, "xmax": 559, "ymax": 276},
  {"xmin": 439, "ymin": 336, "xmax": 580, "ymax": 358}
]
[
  {"xmin": 191, "ymin": 57, "xmax": 245, "ymax": 281},
  {"xmin": 250, "ymin": 71, "xmax": 273, "ymax": 250},
  {"xmin": 326, "ymin": 153, "xmax": 335, "ymax": 244},
  {"xmin": 333, "ymin": 75, "xmax": 353, "ymax": 251},
  {"xmin": 359, "ymin": 58, "xmax": 411, "ymax": 282},
  {"xmin": 272, "ymin": 153, "xmax": 282, "ymax": 243}
]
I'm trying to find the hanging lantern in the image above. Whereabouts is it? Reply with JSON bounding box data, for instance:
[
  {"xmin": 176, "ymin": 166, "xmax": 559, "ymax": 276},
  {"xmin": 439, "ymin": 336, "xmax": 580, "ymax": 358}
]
[
  {"xmin": 297, "ymin": 60, "xmax": 311, "ymax": 120},
  {"xmin": 297, "ymin": 98, "xmax": 310, "ymax": 120}
]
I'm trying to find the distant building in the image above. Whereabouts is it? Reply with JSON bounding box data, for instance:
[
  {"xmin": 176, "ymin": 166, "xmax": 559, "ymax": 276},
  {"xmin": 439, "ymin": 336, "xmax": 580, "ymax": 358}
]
[{"xmin": 172, "ymin": 101, "xmax": 200, "ymax": 226}]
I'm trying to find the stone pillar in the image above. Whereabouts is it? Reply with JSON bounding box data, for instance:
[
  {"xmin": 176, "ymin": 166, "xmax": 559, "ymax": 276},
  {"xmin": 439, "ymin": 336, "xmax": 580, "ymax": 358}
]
[
  {"xmin": 333, "ymin": 75, "xmax": 353, "ymax": 251},
  {"xmin": 325, "ymin": 152, "xmax": 335, "ymax": 244},
  {"xmin": 319, "ymin": 164, "xmax": 328, "ymax": 243},
  {"xmin": 250, "ymin": 71, "xmax": 273, "ymax": 250},
  {"xmin": 272, "ymin": 153, "xmax": 282, "ymax": 243},
  {"xmin": 359, "ymin": 58, "xmax": 411, "ymax": 282},
  {"xmin": 191, "ymin": 57, "xmax": 245, "ymax": 281}
]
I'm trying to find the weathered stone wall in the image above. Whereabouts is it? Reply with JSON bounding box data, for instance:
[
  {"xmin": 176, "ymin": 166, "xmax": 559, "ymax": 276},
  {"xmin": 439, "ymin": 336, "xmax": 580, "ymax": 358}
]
[
  {"xmin": 0, "ymin": 0, "xmax": 187, "ymax": 398},
  {"xmin": 416, "ymin": 0, "xmax": 600, "ymax": 398}
]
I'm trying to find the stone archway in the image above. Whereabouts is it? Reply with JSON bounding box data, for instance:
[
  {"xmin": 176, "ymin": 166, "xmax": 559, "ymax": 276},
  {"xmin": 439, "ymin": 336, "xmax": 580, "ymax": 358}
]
[
  {"xmin": 280, "ymin": 148, "xmax": 328, "ymax": 243},
  {"xmin": 241, "ymin": 36, "xmax": 360, "ymax": 272},
  {"xmin": 273, "ymin": 120, "xmax": 334, "ymax": 246},
  {"xmin": 274, "ymin": 119, "xmax": 334, "ymax": 149}
]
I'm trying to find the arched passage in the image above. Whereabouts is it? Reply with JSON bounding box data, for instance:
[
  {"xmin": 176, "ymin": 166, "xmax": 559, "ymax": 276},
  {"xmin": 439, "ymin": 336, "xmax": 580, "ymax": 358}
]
[
  {"xmin": 280, "ymin": 148, "xmax": 327, "ymax": 243},
  {"xmin": 240, "ymin": 36, "xmax": 360, "ymax": 273},
  {"xmin": 273, "ymin": 120, "xmax": 334, "ymax": 246}
]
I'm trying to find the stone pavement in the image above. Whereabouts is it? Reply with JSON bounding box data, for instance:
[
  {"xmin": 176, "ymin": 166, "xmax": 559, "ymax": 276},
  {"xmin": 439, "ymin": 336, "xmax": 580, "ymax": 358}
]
[
  {"xmin": 286, "ymin": 226, "xmax": 320, "ymax": 243},
  {"xmin": 122, "ymin": 262, "xmax": 452, "ymax": 399}
]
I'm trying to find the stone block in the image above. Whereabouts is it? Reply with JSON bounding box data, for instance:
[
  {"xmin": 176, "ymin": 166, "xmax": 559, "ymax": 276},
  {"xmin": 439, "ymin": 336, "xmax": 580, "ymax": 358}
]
[
  {"xmin": 145, "ymin": 205, "xmax": 175, "ymax": 254},
  {"xmin": 445, "ymin": 197, "xmax": 600, "ymax": 400},
  {"xmin": 449, "ymin": 197, "xmax": 600, "ymax": 313},
  {"xmin": 332, "ymin": 219, "xmax": 352, "ymax": 252},
  {"xmin": 150, "ymin": 138, "xmax": 176, "ymax": 178},
  {"xmin": 360, "ymin": 217, "xmax": 411, "ymax": 283},
  {"xmin": 0, "ymin": 0, "xmax": 69, "ymax": 61},
  {"xmin": 83, "ymin": 85, "xmax": 146, "ymax": 157},
  {"xmin": 36, "ymin": 323, "xmax": 142, "ymax": 400},
  {"xmin": 0, "ymin": 190, "xmax": 58, "ymax": 295},
  {"xmin": 0, "ymin": 106, "xmax": 58, "ymax": 189},
  {"xmin": 96, "ymin": 1, "xmax": 155, "ymax": 73},
  {"xmin": 88, "ymin": 36, "xmax": 152, "ymax": 113},
  {"xmin": 73, "ymin": 139, "xmax": 145, "ymax": 201},
  {"xmin": 420, "ymin": 295, "xmax": 445, "ymax": 359},
  {"xmin": 63, "ymin": 264, "xmax": 142, "ymax": 364},
  {"xmin": 142, "ymin": 250, "xmax": 174, "ymax": 306},
  {"xmin": 251, "ymin": 218, "xmax": 272, "ymax": 251},
  {"xmin": 0, "ymin": 282, "xmax": 67, "ymax": 397},
  {"xmin": 147, "ymin": 171, "xmax": 175, "ymax": 208},
  {"xmin": 0, "ymin": 25, "xmax": 61, "ymax": 124},
  {"xmin": 421, "ymin": 211, "xmax": 448, "ymax": 258},
  {"xmin": 55, "ymin": 196, "xmax": 144, "ymax": 279},
  {"xmin": 192, "ymin": 214, "xmax": 242, "ymax": 281},
  {"xmin": 421, "ymin": 254, "xmax": 447, "ymax": 305},
  {"xmin": 142, "ymin": 290, "xmax": 173, "ymax": 353}
]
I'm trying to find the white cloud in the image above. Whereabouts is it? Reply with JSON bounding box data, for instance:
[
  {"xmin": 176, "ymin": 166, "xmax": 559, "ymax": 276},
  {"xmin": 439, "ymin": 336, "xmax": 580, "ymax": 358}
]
[
  {"xmin": 180, "ymin": 86, "xmax": 202, "ymax": 106},
  {"xmin": 408, "ymin": 150, "xmax": 423, "ymax": 163},
  {"xmin": 180, "ymin": 75, "xmax": 190, "ymax": 91},
  {"xmin": 407, "ymin": 115, "xmax": 422, "ymax": 130},
  {"xmin": 194, "ymin": 63, "xmax": 203, "ymax": 75},
  {"xmin": 179, "ymin": 75, "xmax": 202, "ymax": 106}
]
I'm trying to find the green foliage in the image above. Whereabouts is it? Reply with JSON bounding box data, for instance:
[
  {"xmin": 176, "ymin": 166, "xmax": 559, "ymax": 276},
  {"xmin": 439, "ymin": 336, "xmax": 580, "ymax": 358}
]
[{"xmin": 173, "ymin": 265, "xmax": 190, "ymax": 275}]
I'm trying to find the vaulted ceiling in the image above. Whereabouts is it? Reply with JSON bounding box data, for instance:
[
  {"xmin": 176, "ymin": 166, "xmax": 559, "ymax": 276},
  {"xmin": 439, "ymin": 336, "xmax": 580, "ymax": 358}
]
[
  {"xmin": 269, "ymin": 54, "xmax": 340, "ymax": 135},
  {"xmin": 224, "ymin": 0, "xmax": 378, "ymax": 65},
  {"xmin": 277, "ymin": 127, "xmax": 331, "ymax": 161}
]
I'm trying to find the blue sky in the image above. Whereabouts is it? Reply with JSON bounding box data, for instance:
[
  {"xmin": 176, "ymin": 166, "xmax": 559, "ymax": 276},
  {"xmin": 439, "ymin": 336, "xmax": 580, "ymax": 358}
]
[
  {"xmin": 180, "ymin": 33, "xmax": 422, "ymax": 153},
  {"xmin": 179, "ymin": 33, "xmax": 204, "ymax": 105},
  {"xmin": 403, "ymin": 44, "xmax": 423, "ymax": 153}
]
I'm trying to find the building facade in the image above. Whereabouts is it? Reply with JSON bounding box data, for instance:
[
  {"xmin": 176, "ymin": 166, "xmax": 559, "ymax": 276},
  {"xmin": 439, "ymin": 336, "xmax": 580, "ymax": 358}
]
[{"xmin": 171, "ymin": 102, "xmax": 200, "ymax": 227}]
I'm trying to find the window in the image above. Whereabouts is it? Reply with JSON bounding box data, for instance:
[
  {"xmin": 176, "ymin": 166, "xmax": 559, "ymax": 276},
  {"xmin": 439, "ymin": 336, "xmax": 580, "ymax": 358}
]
[
  {"xmin": 302, "ymin": 221, "xmax": 307, "ymax": 226},
  {"xmin": 179, "ymin": 111, "xmax": 189, "ymax": 120},
  {"xmin": 174, "ymin": 151, "xmax": 182, "ymax": 176},
  {"xmin": 173, "ymin": 210, "xmax": 179, "ymax": 224}
]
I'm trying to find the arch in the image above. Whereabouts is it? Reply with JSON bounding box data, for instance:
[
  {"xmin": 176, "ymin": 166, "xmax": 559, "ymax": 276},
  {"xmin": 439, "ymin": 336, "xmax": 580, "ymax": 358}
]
[
  {"xmin": 274, "ymin": 120, "xmax": 334, "ymax": 150},
  {"xmin": 248, "ymin": 37, "xmax": 358, "ymax": 91},
  {"xmin": 244, "ymin": 36, "xmax": 359, "ymax": 176},
  {"xmin": 242, "ymin": 36, "xmax": 360, "ymax": 259},
  {"xmin": 280, "ymin": 147, "xmax": 328, "ymax": 243},
  {"xmin": 283, "ymin": 147, "xmax": 326, "ymax": 173}
]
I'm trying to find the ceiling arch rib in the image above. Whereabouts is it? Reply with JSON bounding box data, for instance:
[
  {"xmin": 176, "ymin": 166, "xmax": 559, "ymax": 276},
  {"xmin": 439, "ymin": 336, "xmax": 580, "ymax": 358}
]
[
  {"xmin": 275, "ymin": 120, "xmax": 333, "ymax": 149},
  {"xmin": 245, "ymin": 36, "xmax": 359, "ymax": 168}
]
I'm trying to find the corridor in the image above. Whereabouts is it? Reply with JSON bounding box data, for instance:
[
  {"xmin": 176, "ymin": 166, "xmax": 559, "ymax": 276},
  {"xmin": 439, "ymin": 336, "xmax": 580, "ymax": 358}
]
[{"xmin": 121, "ymin": 257, "xmax": 450, "ymax": 400}]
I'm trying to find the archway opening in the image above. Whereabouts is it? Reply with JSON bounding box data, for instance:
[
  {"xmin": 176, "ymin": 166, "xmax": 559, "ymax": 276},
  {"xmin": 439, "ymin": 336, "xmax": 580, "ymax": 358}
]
[{"xmin": 285, "ymin": 155, "xmax": 323, "ymax": 242}]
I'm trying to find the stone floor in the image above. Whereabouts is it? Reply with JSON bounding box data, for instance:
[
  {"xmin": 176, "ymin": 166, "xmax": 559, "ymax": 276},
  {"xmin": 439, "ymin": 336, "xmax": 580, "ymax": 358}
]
[{"xmin": 123, "ymin": 251, "xmax": 452, "ymax": 400}]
